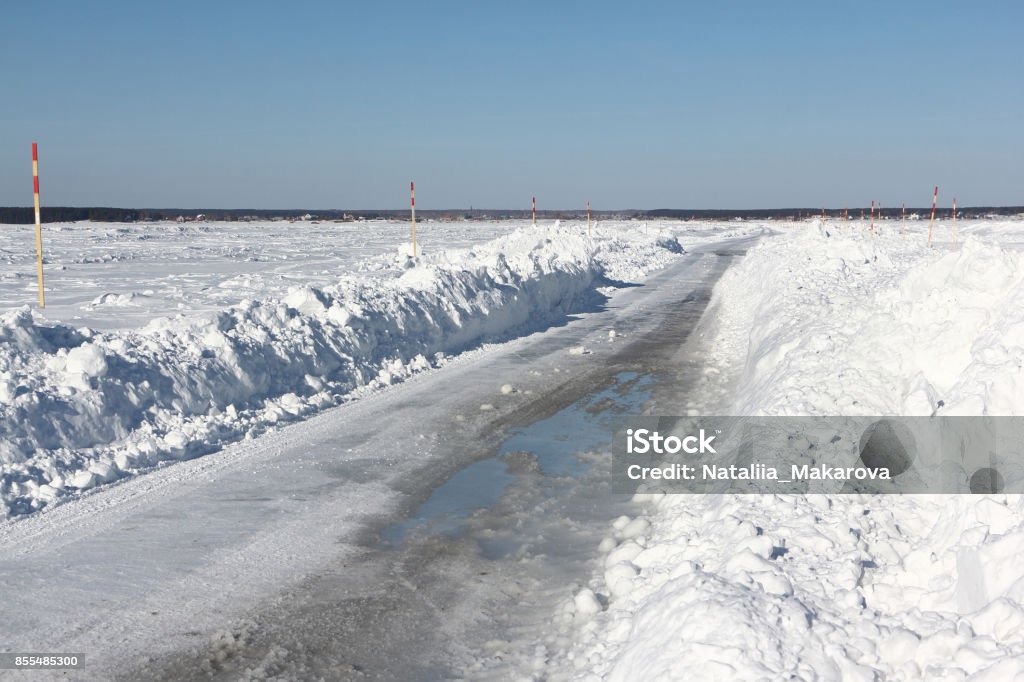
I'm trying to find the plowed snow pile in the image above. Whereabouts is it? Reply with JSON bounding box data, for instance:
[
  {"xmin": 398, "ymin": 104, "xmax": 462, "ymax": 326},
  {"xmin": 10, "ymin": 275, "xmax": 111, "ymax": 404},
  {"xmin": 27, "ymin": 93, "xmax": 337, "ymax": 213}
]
[
  {"xmin": 557, "ymin": 222, "xmax": 1024, "ymax": 681},
  {"xmin": 713, "ymin": 221, "xmax": 1024, "ymax": 417},
  {"xmin": 0, "ymin": 223, "xmax": 694, "ymax": 517}
]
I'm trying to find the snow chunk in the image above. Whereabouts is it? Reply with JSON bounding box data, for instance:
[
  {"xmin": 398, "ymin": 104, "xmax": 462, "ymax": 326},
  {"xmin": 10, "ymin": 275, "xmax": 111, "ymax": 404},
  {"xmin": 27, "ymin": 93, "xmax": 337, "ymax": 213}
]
[
  {"xmin": 573, "ymin": 588, "xmax": 604, "ymax": 618},
  {"xmin": 65, "ymin": 343, "xmax": 108, "ymax": 378}
]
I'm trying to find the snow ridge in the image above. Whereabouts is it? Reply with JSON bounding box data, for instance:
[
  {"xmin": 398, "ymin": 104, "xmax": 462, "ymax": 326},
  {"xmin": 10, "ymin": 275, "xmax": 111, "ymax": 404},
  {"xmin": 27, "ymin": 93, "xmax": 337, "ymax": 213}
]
[
  {"xmin": 710, "ymin": 222, "xmax": 1024, "ymax": 416},
  {"xmin": 0, "ymin": 224, "xmax": 684, "ymax": 516},
  {"xmin": 553, "ymin": 222, "xmax": 1024, "ymax": 681}
]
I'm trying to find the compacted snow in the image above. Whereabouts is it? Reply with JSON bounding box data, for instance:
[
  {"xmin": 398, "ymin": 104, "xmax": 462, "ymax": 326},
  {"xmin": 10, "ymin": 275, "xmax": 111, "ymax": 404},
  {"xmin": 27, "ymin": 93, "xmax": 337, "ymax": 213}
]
[
  {"xmin": 548, "ymin": 219, "xmax": 1024, "ymax": 681},
  {"xmin": 0, "ymin": 219, "xmax": 755, "ymax": 517}
]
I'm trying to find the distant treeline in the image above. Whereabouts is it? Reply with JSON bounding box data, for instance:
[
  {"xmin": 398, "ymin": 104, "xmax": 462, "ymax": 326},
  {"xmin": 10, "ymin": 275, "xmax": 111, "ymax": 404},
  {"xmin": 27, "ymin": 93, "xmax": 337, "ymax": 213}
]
[
  {"xmin": 0, "ymin": 207, "xmax": 642, "ymax": 223},
  {"xmin": 1, "ymin": 206, "xmax": 1021, "ymax": 224},
  {"xmin": 646, "ymin": 207, "xmax": 1024, "ymax": 220},
  {"xmin": 0, "ymin": 207, "xmax": 392, "ymax": 224}
]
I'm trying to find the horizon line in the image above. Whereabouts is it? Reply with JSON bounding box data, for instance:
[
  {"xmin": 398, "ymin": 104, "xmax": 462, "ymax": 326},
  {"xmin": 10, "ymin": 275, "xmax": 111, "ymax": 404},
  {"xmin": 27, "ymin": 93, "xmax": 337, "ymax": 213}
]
[{"xmin": 3, "ymin": 205, "xmax": 1023, "ymax": 213}]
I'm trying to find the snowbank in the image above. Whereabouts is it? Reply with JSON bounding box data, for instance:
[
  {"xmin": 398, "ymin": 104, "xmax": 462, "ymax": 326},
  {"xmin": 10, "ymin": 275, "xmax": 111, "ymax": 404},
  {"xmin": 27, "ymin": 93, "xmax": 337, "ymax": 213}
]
[
  {"xmin": 564, "ymin": 493, "xmax": 1024, "ymax": 681},
  {"xmin": 707, "ymin": 223, "xmax": 1024, "ymax": 416},
  {"xmin": 0, "ymin": 224, "xmax": 686, "ymax": 517},
  {"xmin": 558, "ymin": 223, "xmax": 1024, "ymax": 680}
]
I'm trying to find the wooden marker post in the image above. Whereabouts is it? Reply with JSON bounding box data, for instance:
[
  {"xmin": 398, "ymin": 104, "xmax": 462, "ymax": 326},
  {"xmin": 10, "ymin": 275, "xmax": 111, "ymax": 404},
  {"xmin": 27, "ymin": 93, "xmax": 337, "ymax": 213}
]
[
  {"xmin": 927, "ymin": 186, "xmax": 938, "ymax": 246},
  {"xmin": 32, "ymin": 143, "xmax": 45, "ymax": 308},
  {"xmin": 532, "ymin": 196, "xmax": 536, "ymax": 227},
  {"xmin": 410, "ymin": 181, "xmax": 417, "ymax": 258},
  {"xmin": 586, "ymin": 200, "xmax": 591, "ymax": 236}
]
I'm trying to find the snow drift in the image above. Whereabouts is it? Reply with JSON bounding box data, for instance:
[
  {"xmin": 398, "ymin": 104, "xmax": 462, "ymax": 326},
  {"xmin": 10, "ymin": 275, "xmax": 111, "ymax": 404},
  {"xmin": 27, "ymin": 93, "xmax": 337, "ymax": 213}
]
[
  {"xmin": 0, "ymin": 224, "xmax": 686, "ymax": 517},
  {"xmin": 555, "ymin": 223, "xmax": 1024, "ymax": 681},
  {"xmin": 709, "ymin": 222, "xmax": 1024, "ymax": 416}
]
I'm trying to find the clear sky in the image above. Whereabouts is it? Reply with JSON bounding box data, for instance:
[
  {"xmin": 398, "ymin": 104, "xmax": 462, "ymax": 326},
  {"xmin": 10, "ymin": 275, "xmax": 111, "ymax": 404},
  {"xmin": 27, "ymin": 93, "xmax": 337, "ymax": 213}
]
[{"xmin": 1, "ymin": 1, "xmax": 1021, "ymax": 209}]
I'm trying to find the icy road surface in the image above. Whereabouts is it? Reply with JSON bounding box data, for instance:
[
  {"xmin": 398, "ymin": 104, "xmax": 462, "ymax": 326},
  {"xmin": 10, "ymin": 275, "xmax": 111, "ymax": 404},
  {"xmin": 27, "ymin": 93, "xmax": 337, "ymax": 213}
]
[{"xmin": 0, "ymin": 236, "xmax": 755, "ymax": 680}]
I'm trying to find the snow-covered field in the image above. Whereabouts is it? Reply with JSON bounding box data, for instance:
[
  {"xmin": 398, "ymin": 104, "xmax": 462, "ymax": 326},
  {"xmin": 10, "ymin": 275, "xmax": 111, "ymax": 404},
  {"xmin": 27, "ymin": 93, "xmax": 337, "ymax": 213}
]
[
  {"xmin": 0, "ymin": 218, "xmax": 757, "ymax": 518},
  {"xmin": 555, "ymin": 219, "xmax": 1024, "ymax": 681},
  {"xmin": 0, "ymin": 220, "xmax": 513, "ymax": 331}
]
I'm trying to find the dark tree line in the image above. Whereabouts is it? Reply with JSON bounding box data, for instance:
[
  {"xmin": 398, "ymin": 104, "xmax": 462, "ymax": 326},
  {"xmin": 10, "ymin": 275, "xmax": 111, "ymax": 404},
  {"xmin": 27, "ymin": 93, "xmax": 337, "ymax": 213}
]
[
  {"xmin": 647, "ymin": 207, "xmax": 1024, "ymax": 220},
  {"xmin": 1, "ymin": 205, "xmax": 1021, "ymax": 225},
  {"xmin": 0, "ymin": 207, "xmax": 149, "ymax": 223},
  {"xmin": 0, "ymin": 207, "xmax": 420, "ymax": 224}
]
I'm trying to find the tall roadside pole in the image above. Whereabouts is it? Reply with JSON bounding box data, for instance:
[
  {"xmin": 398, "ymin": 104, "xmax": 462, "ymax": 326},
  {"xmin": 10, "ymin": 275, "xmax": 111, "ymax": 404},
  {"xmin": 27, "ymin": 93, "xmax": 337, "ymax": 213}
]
[
  {"xmin": 927, "ymin": 186, "xmax": 938, "ymax": 246},
  {"xmin": 410, "ymin": 181, "xmax": 417, "ymax": 257},
  {"xmin": 32, "ymin": 142, "xmax": 45, "ymax": 308}
]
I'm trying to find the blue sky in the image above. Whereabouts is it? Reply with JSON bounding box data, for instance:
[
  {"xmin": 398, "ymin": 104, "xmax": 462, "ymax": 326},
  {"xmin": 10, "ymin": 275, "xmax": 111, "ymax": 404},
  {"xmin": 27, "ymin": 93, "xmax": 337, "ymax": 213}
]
[{"xmin": 1, "ymin": 1, "xmax": 1021, "ymax": 209}]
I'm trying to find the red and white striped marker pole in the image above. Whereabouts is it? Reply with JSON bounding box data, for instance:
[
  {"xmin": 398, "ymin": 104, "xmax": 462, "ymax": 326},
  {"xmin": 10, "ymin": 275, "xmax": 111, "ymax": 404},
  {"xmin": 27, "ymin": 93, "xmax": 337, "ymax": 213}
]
[
  {"xmin": 927, "ymin": 186, "xmax": 938, "ymax": 246},
  {"xmin": 532, "ymin": 196, "xmax": 536, "ymax": 227},
  {"xmin": 586, "ymin": 200, "xmax": 591, "ymax": 236},
  {"xmin": 410, "ymin": 181, "xmax": 417, "ymax": 258},
  {"xmin": 32, "ymin": 143, "xmax": 45, "ymax": 308},
  {"xmin": 870, "ymin": 200, "xmax": 875, "ymax": 237}
]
